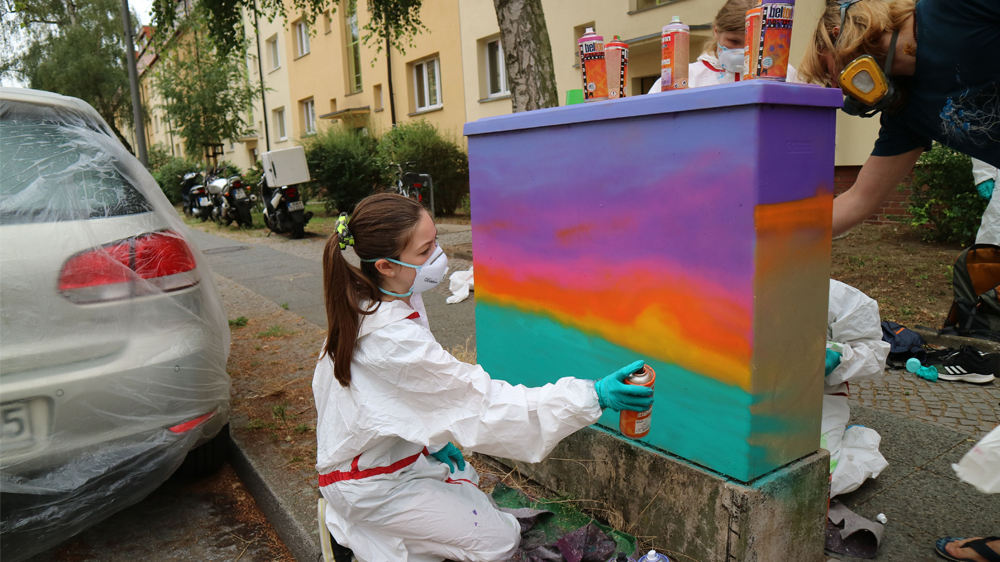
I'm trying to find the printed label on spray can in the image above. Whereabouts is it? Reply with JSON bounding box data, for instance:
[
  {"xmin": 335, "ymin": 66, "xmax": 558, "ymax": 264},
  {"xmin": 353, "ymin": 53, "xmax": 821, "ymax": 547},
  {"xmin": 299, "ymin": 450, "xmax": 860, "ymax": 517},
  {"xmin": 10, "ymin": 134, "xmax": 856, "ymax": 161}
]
[
  {"xmin": 579, "ymin": 28, "xmax": 608, "ymax": 102},
  {"xmin": 619, "ymin": 364, "xmax": 655, "ymax": 439},
  {"xmin": 605, "ymin": 36, "xmax": 629, "ymax": 99},
  {"xmin": 660, "ymin": 17, "xmax": 689, "ymax": 91},
  {"xmin": 744, "ymin": 4, "xmax": 761, "ymax": 80},
  {"xmin": 756, "ymin": 2, "xmax": 794, "ymax": 80}
]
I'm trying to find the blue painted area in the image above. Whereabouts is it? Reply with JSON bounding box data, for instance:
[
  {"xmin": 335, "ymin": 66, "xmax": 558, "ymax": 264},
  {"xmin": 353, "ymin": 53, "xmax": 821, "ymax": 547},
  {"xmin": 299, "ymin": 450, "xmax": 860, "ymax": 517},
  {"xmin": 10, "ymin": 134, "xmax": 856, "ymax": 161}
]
[{"xmin": 477, "ymin": 301, "xmax": 775, "ymax": 481}]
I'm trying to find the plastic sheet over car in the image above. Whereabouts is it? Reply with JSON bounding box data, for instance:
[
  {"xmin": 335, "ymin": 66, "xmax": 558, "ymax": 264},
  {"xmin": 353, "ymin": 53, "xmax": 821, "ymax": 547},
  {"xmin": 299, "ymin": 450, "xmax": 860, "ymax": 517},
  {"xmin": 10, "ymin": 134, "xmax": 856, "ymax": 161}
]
[{"xmin": 0, "ymin": 88, "xmax": 231, "ymax": 561}]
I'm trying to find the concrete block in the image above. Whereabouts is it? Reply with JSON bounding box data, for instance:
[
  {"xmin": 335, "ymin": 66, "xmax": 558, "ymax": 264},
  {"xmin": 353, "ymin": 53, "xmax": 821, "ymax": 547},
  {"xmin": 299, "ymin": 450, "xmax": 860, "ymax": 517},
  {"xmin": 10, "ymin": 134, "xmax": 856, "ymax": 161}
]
[{"xmin": 494, "ymin": 426, "xmax": 829, "ymax": 562}]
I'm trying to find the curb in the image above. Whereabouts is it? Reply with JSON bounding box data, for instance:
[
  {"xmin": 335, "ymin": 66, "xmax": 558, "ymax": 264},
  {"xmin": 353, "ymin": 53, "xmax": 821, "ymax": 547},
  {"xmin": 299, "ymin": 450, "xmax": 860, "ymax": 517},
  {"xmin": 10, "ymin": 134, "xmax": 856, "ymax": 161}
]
[
  {"xmin": 912, "ymin": 327, "xmax": 1000, "ymax": 353},
  {"xmin": 228, "ymin": 427, "xmax": 322, "ymax": 562}
]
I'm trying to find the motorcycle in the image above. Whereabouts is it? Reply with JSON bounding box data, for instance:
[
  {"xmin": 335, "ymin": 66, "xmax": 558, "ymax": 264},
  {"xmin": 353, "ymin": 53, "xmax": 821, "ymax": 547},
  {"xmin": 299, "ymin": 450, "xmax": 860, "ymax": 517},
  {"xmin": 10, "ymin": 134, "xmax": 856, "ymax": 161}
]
[
  {"xmin": 180, "ymin": 171, "xmax": 204, "ymax": 217},
  {"xmin": 260, "ymin": 178, "xmax": 313, "ymax": 239},
  {"xmin": 188, "ymin": 183, "xmax": 213, "ymax": 221},
  {"xmin": 210, "ymin": 175, "xmax": 255, "ymax": 228}
]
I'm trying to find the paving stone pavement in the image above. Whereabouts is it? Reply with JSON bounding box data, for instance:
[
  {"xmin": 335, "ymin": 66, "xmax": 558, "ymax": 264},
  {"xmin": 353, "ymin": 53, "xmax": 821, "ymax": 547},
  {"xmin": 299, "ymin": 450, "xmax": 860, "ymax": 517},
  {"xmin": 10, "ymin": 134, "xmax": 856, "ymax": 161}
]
[{"xmin": 848, "ymin": 368, "xmax": 1000, "ymax": 438}]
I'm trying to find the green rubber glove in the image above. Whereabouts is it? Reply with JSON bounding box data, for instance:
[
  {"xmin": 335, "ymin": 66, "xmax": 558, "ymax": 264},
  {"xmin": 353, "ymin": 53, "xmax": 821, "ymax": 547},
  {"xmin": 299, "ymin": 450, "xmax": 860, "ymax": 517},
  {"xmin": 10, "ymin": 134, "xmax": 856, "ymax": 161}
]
[
  {"xmin": 977, "ymin": 179, "xmax": 995, "ymax": 201},
  {"xmin": 430, "ymin": 443, "xmax": 466, "ymax": 473},
  {"xmin": 825, "ymin": 349, "xmax": 842, "ymax": 377},
  {"xmin": 594, "ymin": 360, "xmax": 654, "ymax": 412}
]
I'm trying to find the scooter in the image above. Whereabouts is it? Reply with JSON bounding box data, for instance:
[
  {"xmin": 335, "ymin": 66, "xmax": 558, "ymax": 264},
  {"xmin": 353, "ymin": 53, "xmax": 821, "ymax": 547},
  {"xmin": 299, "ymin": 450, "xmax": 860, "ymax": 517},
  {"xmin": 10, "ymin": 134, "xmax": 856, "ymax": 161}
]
[
  {"xmin": 210, "ymin": 176, "xmax": 256, "ymax": 227},
  {"xmin": 188, "ymin": 183, "xmax": 213, "ymax": 221},
  {"xmin": 259, "ymin": 178, "xmax": 313, "ymax": 239},
  {"xmin": 180, "ymin": 171, "xmax": 203, "ymax": 217}
]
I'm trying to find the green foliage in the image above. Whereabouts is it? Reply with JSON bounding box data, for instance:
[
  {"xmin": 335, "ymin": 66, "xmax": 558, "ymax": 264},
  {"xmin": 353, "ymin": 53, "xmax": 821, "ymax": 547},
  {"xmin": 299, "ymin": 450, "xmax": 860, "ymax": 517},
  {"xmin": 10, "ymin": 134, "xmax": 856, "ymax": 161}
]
[
  {"xmin": 151, "ymin": 155, "xmax": 201, "ymax": 204},
  {"xmin": 229, "ymin": 316, "xmax": 249, "ymax": 327},
  {"xmin": 148, "ymin": 143, "xmax": 174, "ymax": 171},
  {"xmin": 2, "ymin": 0, "xmax": 138, "ymax": 151},
  {"xmin": 256, "ymin": 325, "xmax": 290, "ymax": 338},
  {"xmin": 379, "ymin": 120, "xmax": 469, "ymax": 215},
  {"xmin": 152, "ymin": 4, "xmax": 257, "ymax": 161},
  {"xmin": 245, "ymin": 159, "xmax": 265, "ymax": 190},
  {"xmin": 905, "ymin": 143, "xmax": 983, "ymax": 245},
  {"xmin": 302, "ymin": 126, "xmax": 382, "ymax": 214}
]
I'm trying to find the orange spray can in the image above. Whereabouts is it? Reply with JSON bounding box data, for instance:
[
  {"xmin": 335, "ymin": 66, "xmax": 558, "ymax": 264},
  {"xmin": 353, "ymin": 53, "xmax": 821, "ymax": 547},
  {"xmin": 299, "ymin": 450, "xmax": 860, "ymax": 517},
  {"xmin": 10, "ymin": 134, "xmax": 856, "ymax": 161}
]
[
  {"xmin": 619, "ymin": 364, "xmax": 655, "ymax": 439},
  {"xmin": 578, "ymin": 28, "xmax": 608, "ymax": 102},
  {"xmin": 743, "ymin": 2, "xmax": 762, "ymax": 80},
  {"xmin": 605, "ymin": 36, "xmax": 629, "ymax": 99},
  {"xmin": 660, "ymin": 16, "xmax": 689, "ymax": 91}
]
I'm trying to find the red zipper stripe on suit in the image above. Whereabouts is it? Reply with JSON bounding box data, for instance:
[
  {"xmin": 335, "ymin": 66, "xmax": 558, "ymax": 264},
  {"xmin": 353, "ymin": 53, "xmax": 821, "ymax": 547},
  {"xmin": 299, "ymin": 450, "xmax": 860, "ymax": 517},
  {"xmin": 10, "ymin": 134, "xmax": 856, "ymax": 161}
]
[{"xmin": 319, "ymin": 448, "xmax": 429, "ymax": 486}]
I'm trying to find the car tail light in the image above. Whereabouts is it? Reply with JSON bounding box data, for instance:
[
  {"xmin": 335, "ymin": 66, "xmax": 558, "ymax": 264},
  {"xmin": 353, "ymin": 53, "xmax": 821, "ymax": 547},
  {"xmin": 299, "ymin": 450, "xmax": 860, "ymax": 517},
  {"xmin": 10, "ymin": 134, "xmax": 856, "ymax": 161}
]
[
  {"xmin": 59, "ymin": 230, "xmax": 200, "ymax": 304},
  {"xmin": 168, "ymin": 409, "xmax": 217, "ymax": 434},
  {"xmin": 284, "ymin": 187, "xmax": 298, "ymax": 199}
]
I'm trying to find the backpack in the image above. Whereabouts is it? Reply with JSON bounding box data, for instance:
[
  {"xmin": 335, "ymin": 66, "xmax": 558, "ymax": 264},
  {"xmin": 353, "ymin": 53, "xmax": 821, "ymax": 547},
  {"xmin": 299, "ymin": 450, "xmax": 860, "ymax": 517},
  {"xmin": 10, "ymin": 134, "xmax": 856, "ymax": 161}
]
[
  {"xmin": 881, "ymin": 321, "xmax": 927, "ymax": 367},
  {"xmin": 942, "ymin": 244, "xmax": 1000, "ymax": 342}
]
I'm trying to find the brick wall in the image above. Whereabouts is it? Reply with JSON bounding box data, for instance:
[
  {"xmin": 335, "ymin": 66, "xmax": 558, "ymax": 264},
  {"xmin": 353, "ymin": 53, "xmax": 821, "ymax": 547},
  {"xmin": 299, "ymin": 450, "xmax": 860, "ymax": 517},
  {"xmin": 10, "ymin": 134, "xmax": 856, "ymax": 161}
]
[{"xmin": 833, "ymin": 165, "xmax": 914, "ymax": 225}]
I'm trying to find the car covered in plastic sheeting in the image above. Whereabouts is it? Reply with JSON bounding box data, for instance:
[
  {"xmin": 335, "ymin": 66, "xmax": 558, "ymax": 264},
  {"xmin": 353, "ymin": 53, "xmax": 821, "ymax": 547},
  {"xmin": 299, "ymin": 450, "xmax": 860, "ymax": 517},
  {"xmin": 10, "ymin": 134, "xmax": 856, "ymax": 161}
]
[{"xmin": 0, "ymin": 88, "xmax": 231, "ymax": 561}]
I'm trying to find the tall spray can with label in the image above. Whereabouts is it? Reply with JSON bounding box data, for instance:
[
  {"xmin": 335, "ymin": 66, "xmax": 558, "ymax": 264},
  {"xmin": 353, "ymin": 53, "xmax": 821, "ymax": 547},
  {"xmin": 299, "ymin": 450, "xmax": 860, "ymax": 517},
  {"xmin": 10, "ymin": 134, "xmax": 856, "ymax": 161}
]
[
  {"xmin": 754, "ymin": 0, "xmax": 795, "ymax": 80},
  {"xmin": 578, "ymin": 28, "xmax": 608, "ymax": 102},
  {"xmin": 744, "ymin": 2, "xmax": 762, "ymax": 80},
  {"xmin": 660, "ymin": 16, "xmax": 689, "ymax": 91},
  {"xmin": 619, "ymin": 364, "xmax": 656, "ymax": 439},
  {"xmin": 605, "ymin": 36, "xmax": 629, "ymax": 99}
]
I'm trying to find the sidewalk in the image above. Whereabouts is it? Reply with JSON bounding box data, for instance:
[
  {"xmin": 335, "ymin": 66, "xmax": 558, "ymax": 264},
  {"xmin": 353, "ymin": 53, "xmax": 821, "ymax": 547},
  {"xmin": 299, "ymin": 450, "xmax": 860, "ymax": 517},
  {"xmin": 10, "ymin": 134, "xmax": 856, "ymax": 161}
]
[{"xmin": 187, "ymin": 225, "xmax": 998, "ymax": 562}]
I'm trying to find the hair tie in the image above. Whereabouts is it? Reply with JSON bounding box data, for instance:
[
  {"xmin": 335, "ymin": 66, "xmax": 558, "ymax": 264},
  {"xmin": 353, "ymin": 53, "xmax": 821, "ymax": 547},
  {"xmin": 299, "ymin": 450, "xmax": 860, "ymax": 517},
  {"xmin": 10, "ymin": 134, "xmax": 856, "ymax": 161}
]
[{"xmin": 336, "ymin": 213, "xmax": 354, "ymax": 250}]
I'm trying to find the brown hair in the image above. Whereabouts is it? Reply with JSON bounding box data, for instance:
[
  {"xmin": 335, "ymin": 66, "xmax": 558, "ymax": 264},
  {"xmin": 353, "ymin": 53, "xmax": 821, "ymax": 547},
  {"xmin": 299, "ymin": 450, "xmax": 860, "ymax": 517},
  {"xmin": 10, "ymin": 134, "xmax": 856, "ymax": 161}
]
[
  {"xmin": 799, "ymin": 0, "xmax": 915, "ymax": 85},
  {"xmin": 321, "ymin": 193, "xmax": 425, "ymax": 386},
  {"xmin": 705, "ymin": 0, "xmax": 756, "ymax": 56}
]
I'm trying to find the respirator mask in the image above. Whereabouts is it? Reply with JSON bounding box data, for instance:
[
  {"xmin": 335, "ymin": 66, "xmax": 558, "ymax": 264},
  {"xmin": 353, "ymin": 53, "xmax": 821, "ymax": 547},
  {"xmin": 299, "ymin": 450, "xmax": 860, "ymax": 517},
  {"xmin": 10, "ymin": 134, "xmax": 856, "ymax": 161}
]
[{"xmin": 836, "ymin": 0, "xmax": 904, "ymax": 117}]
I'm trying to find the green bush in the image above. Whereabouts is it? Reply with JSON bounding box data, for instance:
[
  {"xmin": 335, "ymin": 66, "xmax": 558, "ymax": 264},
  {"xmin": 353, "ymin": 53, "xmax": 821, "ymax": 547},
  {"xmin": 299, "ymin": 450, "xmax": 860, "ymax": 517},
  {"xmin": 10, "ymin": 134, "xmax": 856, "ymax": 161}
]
[
  {"xmin": 152, "ymin": 155, "xmax": 202, "ymax": 204},
  {"xmin": 906, "ymin": 143, "xmax": 983, "ymax": 245},
  {"xmin": 302, "ymin": 126, "xmax": 382, "ymax": 214},
  {"xmin": 378, "ymin": 120, "xmax": 469, "ymax": 216}
]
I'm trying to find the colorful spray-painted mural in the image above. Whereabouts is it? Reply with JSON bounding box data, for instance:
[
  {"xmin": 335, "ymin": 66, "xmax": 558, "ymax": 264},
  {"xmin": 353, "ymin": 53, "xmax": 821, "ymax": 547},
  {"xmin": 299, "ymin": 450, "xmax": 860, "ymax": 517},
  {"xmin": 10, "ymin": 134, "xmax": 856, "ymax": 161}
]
[{"xmin": 464, "ymin": 82, "xmax": 843, "ymax": 482}]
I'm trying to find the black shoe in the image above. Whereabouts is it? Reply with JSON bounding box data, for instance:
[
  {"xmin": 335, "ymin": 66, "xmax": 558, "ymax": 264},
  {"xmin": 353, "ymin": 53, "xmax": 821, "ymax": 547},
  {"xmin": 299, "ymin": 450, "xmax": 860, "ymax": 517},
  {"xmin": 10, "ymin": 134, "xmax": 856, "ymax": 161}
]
[{"xmin": 937, "ymin": 346, "xmax": 998, "ymax": 384}]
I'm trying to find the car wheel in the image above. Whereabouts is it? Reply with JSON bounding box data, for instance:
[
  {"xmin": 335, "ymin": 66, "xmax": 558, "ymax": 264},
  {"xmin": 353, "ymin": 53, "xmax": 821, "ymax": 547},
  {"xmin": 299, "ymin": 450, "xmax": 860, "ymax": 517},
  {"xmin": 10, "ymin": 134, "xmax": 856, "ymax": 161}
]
[{"xmin": 176, "ymin": 423, "xmax": 229, "ymax": 478}]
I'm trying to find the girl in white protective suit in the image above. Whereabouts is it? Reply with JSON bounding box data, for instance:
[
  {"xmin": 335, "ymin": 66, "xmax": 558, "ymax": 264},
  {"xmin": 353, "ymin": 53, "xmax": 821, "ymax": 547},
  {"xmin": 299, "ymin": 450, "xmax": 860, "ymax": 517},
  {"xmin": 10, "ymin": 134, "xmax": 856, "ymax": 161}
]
[
  {"xmin": 645, "ymin": 0, "xmax": 800, "ymax": 94},
  {"xmin": 313, "ymin": 193, "xmax": 654, "ymax": 562},
  {"xmin": 824, "ymin": 280, "xmax": 891, "ymax": 497}
]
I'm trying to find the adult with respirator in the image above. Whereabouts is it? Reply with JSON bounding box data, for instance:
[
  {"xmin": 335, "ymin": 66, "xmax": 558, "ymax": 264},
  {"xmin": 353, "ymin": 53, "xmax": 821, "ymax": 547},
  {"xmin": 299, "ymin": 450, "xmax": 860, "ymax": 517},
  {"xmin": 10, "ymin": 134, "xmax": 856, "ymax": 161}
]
[
  {"xmin": 647, "ymin": 0, "xmax": 799, "ymax": 93},
  {"xmin": 313, "ymin": 193, "xmax": 654, "ymax": 562},
  {"xmin": 798, "ymin": 0, "xmax": 1000, "ymax": 237}
]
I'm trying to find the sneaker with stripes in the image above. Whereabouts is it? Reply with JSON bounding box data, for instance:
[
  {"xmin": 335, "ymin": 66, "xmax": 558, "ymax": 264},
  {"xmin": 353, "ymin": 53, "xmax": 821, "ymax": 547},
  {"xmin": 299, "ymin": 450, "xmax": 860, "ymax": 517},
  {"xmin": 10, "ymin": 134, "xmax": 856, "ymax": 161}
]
[{"xmin": 936, "ymin": 346, "xmax": 998, "ymax": 384}]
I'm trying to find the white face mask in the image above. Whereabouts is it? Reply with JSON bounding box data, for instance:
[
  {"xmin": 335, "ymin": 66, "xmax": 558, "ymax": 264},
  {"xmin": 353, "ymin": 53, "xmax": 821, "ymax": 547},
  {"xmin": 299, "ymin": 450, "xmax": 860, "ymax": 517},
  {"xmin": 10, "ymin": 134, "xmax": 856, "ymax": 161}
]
[
  {"xmin": 410, "ymin": 244, "xmax": 449, "ymax": 294},
  {"xmin": 717, "ymin": 44, "xmax": 744, "ymax": 74}
]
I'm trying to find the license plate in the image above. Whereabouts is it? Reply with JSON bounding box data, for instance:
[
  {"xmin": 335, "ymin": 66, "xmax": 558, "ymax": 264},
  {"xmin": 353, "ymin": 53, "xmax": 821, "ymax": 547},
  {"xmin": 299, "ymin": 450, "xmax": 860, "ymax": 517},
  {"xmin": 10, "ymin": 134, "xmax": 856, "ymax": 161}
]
[
  {"xmin": 234, "ymin": 190, "xmax": 246, "ymax": 200},
  {"xmin": 199, "ymin": 197, "xmax": 211, "ymax": 206},
  {"xmin": 288, "ymin": 201, "xmax": 304, "ymax": 211},
  {"xmin": 1, "ymin": 402, "xmax": 34, "ymax": 448}
]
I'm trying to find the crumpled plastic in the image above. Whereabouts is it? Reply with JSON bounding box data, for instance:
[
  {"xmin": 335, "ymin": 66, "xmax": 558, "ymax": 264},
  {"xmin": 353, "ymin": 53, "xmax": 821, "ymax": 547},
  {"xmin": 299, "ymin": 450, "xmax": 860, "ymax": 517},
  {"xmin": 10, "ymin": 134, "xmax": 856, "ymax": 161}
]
[
  {"xmin": 826, "ymin": 500, "xmax": 884, "ymax": 559},
  {"xmin": 953, "ymin": 424, "xmax": 1000, "ymax": 493},
  {"xmin": 446, "ymin": 266, "xmax": 474, "ymax": 304},
  {"xmin": 0, "ymin": 88, "xmax": 231, "ymax": 561}
]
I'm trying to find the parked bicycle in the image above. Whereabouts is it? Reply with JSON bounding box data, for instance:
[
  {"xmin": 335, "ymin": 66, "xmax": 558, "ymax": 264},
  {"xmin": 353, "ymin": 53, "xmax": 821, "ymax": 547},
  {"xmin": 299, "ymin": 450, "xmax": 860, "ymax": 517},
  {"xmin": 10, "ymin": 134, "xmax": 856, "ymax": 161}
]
[{"xmin": 388, "ymin": 161, "xmax": 435, "ymax": 217}]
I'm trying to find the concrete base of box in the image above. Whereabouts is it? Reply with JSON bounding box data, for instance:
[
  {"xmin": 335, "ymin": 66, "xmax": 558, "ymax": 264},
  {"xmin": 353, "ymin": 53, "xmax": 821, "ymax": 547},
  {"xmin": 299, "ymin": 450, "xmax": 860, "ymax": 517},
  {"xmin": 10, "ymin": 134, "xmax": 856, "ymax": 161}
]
[{"xmin": 493, "ymin": 426, "xmax": 830, "ymax": 562}]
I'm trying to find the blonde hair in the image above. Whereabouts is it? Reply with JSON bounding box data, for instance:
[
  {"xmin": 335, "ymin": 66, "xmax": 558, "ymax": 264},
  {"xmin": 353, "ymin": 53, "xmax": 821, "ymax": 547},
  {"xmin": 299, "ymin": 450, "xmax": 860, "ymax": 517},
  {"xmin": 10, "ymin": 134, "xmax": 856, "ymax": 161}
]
[
  {"xmin": 705, "ymin": 0, "xmax": 756, "ymax": 56},
  {"xmin": 799, "ymin": 0, "xmax": 915, "ymax": 85}
]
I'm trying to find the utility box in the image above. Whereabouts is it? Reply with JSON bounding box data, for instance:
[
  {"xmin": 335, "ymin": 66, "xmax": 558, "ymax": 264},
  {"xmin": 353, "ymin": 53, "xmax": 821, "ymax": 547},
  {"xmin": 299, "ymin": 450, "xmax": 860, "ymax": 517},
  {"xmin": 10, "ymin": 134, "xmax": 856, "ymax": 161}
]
[
  {"xmin": 464, "ymin": 81, "xmax": 842, "ymax": 484},
  {"xmin": 261, "ymin": 146, "xmax": 311, "ymax": 187}
]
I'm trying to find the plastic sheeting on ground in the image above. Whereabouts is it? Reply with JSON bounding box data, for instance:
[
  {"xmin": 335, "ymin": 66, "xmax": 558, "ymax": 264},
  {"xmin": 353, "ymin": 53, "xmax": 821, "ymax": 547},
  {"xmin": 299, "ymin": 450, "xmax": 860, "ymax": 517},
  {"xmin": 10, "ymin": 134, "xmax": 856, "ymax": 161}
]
[
  {"xmin": 953, "ymin": 424, "xmax": 1000, "ymax": 493},
  {"xmin": 0, "ymin": 88, "xmax": 231, "ymax": 561},
  {"xmin": 447, "ymin": 266, "xmax": 474, "ymax": 304}
]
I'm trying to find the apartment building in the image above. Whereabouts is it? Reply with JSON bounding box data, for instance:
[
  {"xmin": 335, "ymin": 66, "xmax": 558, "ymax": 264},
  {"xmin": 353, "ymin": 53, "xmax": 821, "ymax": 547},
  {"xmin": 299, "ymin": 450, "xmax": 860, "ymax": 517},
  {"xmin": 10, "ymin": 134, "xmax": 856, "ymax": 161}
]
[{"xmin": 457, "ymin": 0, "xmax": 880, "ymax": 169}]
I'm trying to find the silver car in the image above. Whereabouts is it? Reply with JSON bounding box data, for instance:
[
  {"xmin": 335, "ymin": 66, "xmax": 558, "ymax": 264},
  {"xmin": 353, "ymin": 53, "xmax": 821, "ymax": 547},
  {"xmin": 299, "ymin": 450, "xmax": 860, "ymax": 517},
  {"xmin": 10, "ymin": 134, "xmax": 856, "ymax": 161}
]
[{"xmin": 0, "ymin": 88, "xmax": 231, "ymax": 561}]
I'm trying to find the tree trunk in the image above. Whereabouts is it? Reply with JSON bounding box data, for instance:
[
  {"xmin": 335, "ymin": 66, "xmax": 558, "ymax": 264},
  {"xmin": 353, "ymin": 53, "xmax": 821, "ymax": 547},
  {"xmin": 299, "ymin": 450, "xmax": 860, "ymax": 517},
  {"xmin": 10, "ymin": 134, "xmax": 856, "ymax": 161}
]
[{"xmin": 492, "ymin": 0, "xmax": 558, "ymax": 112}]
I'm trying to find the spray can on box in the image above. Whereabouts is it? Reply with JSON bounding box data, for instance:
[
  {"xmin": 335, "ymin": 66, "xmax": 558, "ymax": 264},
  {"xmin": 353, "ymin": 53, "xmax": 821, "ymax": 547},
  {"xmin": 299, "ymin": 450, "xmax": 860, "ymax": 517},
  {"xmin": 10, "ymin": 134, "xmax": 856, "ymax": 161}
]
[
  {"xmin": 660, "ymin": 16, "xmax": 689, "ymax": 91},
  {"xmin": 605, "ymin": 36, "xmax": 629, "ymax": 99},
  {"xmin": 753, "ymin": 0, "xmax": 794, "ymax": 80},
  {"xmin": 743, "ymin": 2, "xmax": 762, "ymax": 80},
  {"xmin": 619, "ymin": 364, "xmax": 655, "ymax": 439},
  {"xmin": 637, "ymin": 550, "xmax": 670, "ymax": 562},
  {"xmin": 579, "ymin": 28, "xmax": 608, "ymax": 102}
]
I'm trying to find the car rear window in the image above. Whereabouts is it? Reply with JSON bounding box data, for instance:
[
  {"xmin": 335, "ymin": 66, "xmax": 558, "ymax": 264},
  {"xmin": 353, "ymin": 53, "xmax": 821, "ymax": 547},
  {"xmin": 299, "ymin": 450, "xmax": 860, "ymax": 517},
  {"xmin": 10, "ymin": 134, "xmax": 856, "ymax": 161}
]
[{"xmin": 0, "ymin": 120, "xmax": 153, "ymax": 225}]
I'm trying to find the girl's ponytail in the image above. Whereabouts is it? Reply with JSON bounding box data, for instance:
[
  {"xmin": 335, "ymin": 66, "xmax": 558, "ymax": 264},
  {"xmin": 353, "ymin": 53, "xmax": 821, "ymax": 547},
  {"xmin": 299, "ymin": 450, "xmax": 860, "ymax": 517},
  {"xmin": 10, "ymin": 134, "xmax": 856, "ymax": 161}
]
[{"xmin": 321, "ymin": 194, "xmax": 425, "ymax": 386}]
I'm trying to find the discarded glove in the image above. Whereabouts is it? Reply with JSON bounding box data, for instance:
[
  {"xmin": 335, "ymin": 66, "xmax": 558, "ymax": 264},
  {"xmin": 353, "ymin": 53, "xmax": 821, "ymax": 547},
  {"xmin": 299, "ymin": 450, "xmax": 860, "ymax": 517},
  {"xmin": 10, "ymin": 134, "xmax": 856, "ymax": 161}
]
[
  {"xmin": 429, "ymin": 442, "xmax": 466, "ymax": 473},
  {"xmin": 594, "ymin": 360, "xmax": 654, "ymax": 412},
  {"xmin": 977, "ymin": 179, "xmax": 995, "ymax": 201},
  {"xmin": 825, "ymin": 349, "xmax": 843, "ymax": 377}
]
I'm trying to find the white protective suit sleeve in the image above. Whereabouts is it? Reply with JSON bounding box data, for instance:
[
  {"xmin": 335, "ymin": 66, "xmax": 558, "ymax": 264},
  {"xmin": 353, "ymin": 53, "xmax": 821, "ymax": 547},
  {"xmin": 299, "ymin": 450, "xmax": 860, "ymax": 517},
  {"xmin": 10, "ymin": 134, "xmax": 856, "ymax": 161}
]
[
  {"xmin": 827, "ymin": 280, "xmax": 890, "ymax": 387},
  {"xmin": 353, "ymin": 321, "xmax": 604, "ymax": 463}
]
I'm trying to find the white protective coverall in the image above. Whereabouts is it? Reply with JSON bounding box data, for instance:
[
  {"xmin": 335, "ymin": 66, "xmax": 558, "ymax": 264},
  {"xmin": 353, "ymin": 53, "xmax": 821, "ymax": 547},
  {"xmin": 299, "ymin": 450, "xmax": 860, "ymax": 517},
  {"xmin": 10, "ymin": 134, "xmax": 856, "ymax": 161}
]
[
  {"xmin": 313, "ymin": 299, "xmax": 604, "ymax": 562},
  {"xmin": 974, "ymin": 159, "xmax": 1000, "ymax": 245},
  {"xmin": 825, "ymin": 280, "xmax": 892, "ymax": 497},
  {"xmin": 645, "ymin": 52, "xmax": 800, "ymax": 93}
]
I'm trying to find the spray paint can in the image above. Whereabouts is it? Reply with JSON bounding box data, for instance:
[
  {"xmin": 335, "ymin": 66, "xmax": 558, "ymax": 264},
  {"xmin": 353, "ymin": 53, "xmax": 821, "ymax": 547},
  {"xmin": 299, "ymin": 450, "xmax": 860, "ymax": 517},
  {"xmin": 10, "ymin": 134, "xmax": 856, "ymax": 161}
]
[
  {"xmin": 660, "ymin": 16, "xmax": 689, "ymax": 91},
  {"xmin": 605, "ymin": 36, "xmax": 629, "ymax": 99},
  {"xmin": 637, "ymin": 550, "xmax": 670, "ymax": 562},
  {"xmin": 606, "ymin": 555, "xmax": 638, "ymax": 562},
  {"xmin": 579, "ymin": 28, "xmax": 608, "ymax": 102},
  {"xmin": 753, "ymin": 0, "xmax": 795, "ymax": 80},
  {"xmin": 743, "ymin": 2, "xmax": 762, "ymax": 80},
  {"xmin": 619, "ymin": 364, "xmax": 655, "ymax": 439}
]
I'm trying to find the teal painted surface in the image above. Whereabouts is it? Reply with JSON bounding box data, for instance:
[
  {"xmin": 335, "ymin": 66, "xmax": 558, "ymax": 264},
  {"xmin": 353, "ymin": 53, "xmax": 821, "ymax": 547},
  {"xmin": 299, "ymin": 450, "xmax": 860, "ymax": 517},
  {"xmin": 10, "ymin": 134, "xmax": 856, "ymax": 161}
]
[{"xmin": 477, "ymin": 301, "xmax": 773, "ymax": 481}]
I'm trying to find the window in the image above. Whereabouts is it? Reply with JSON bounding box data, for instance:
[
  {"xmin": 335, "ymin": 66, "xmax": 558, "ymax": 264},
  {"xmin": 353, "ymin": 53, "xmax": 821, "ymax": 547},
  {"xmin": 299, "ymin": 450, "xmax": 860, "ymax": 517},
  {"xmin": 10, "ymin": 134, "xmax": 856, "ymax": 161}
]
[
  {"xmin": 413, "ymin": 57, "xmax": 442, "ymax": 111},
  {"xmin": 152, "ymin": 114, "xmax": 158, "ymax": 133},
  {"xmin": 373, "ymin": 84, "xmax": 383, "ymax": 111},
  {"xmin": 323, "ymin": 10, "xmax": 332, "ymax": 34},
  {"xmin": 486, "ymin": 39, "xmax": 508, "ymax": 96},
  {"xmin": 228, "ymin": 140, "xmax": 235, "ymax": 151},
  {"xmin": 267, "ymin": 36, "xmax": 280, "ymax": 70},
  {"xmin": 636, "ymin": 0, "xmax": 671, "ymax": 9},
  {"xmin": 296, "ymin": 21, "xmax": 310, "ymax": 57},
  {"xmin": 301, "ymin": 98, "xmax": 316, "ymax": 134},
  {"xmin": 274, "ymin": 108, "xmax": 286, "ymax": 141},
  {"xmin": 345, "ymin": 0, "xmax": 362, "ymax": 93}
]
